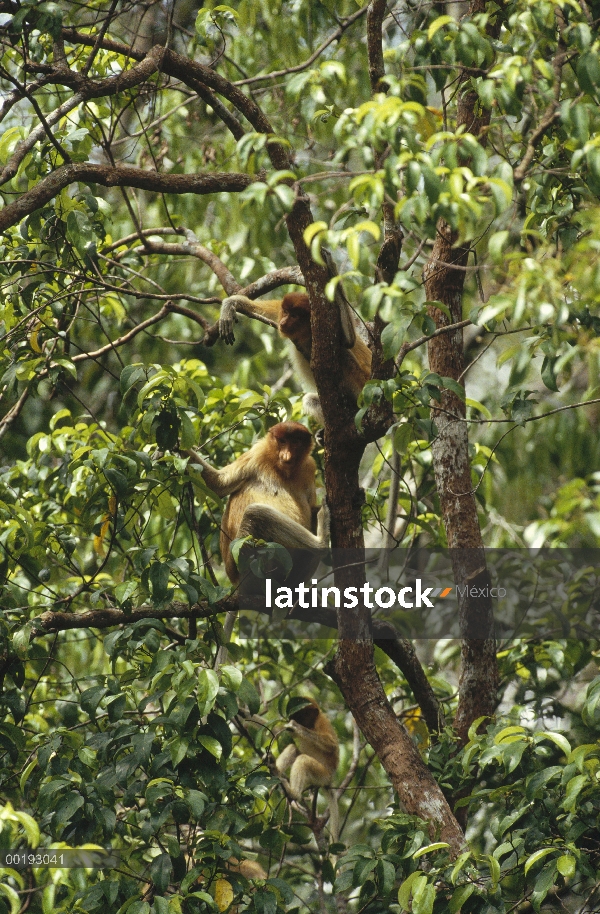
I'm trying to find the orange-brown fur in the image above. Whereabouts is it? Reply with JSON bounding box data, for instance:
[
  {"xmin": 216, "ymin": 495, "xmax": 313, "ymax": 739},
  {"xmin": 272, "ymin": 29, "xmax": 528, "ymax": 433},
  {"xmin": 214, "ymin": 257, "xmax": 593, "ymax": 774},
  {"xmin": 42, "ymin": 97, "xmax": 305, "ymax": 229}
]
[
  {"xmin": 279, "ymin": 292, "xmax": 371, "ymax": 402},
  {"xmin": 187, "ymin": 422, "xmax": 327, "ymax": 583},
  {"xmin": 276, "ymin": 698, "xmax": 340, "ymax": 840},
  {"xmin": 219, "ymin": 293, "xmax": 372, "ymax": 416}
]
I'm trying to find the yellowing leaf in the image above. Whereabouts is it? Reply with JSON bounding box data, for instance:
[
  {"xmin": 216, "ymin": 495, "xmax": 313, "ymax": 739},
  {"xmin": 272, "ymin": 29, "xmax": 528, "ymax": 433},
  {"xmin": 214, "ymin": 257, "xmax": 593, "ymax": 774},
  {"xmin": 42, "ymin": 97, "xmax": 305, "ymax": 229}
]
[
  {"xmin": 214, "ymin": 878, "xmax": 234, "ymax": 911},
  {"xmin": 94, "ymin": 515, "xmax": 111, "ymax": 555},
  {"xmin": 428, "ymin": 14, "xmax": 454, "ymax": 40},
  {"xmin": 29, "ymin": 324, "xmax": 42, "ymax": 353},
  {"xmin": 494, "ymin": 725, "xmax": 527, "ymax": 744}
]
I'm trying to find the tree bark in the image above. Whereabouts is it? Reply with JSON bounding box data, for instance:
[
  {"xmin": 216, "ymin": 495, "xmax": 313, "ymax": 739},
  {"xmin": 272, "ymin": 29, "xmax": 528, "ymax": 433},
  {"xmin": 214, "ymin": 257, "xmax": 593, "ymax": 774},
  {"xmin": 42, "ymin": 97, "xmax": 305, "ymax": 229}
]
[
  {"xmin": 0, "ymin": 164, "xmax": 253, "ymax": 233},
  {"xmin": 423, "ymin": 0, "xmax": 502, "ymax": 743}
]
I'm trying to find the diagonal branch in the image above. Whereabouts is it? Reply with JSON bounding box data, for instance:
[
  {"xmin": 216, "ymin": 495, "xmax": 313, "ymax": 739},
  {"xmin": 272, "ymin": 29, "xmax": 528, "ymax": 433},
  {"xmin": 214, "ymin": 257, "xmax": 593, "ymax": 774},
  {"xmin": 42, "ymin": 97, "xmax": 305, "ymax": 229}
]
[
  {"xmin": 26, "ymin": 43, "xmax": 165, "ymax": 99},
  {"xmin": 68, "ymin": 302, "xmax": 209, "ymax": 362},
  {"xmin": 59, "ymin": 30, "xmax": 289, "ymax": 168},
  {"xmin": 0, "ymin": 91, "xmax": 83, "ymax": 186},
  {"xmin": 0, "ymin": 74, "xmax": 53, "ymax": 124},
  {"xmin": 234, "ymin": 5, "xmax": 369, "ymax": 86},
  {"xmin": 133, "ymin": 229, "xmax": 239, "ymax": 295}
]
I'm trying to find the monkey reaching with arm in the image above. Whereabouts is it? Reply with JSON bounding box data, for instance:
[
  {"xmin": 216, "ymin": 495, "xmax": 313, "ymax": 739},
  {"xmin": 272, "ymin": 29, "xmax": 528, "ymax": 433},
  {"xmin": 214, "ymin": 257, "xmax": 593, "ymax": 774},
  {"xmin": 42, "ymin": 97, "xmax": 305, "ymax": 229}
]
[
  {"xmin": 276, "ymin": 698, "xmax": 340, "ymax": 841},
  {"xmin": 218, "ymin": 289, "xmax": 371, "ymax": 423},
  {"xmin": 187, "ymin": 422, "xmax": 329, "ymax": 584}
]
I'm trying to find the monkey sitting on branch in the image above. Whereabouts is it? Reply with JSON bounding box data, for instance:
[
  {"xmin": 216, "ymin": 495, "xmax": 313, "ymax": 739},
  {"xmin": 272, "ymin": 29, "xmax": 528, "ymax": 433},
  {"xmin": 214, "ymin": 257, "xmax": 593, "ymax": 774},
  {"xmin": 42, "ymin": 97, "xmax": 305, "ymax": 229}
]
[
  {"xmin": 186, "ymin": 422, "xmax": 329, "ymax": 584},
  {"xmin": 276, "ymin": 697, "xmax": 340, "ymax": 842},
  {"xmin": 216, "ymin": 275, "xmax": 372, "ymax": 423}
]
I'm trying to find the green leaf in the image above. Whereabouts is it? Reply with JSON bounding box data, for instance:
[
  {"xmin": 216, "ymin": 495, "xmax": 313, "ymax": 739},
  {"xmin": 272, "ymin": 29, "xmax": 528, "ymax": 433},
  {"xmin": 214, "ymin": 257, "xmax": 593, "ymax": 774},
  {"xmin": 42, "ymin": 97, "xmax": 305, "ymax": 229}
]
[
  {"xmin": 486, "ymin": 853, "xmax": 500, "ymax": 888},
  {"xmin": 0, "ymin": 883, "xmax": 20, "ymax": 914},
  {"xmin": 562, "ymin": 773, "xmax": 588, "ymax": 811},
  {"xmin": 149, "ymin": 562, "xmax": 170, "ymax": 601},
  {"xmin": 80, "ymin": 686, "xmax": 108, "ymax": 719},
  {"xmin": 127, "ymin": 903, "xmax": 151, "ymax": 914},
  {"xmin": 238, "ymin": 677, "xmax": 261, "ymax": 714},
  {"xmin": 150, "ymin": 853, "xmax": 172, "ymax": 894},
  {"xmin": 221, "ymin": 665, "xmax": 243, "ymax": 691},
  {"xmin": 66, "ymin": 210, "xmax": 94, "ymax": 256},
  {"xmin": 488, "ymin": 230, "xmax": 509, "ymax": 263},
  {"xmin": 413, "ymin": 881, "xmax": 435, "ymax": 914},
  {"xmin": 12, "ymin": 623, "xmax": 31, "ymax": 659},
  {"xmin": 186, "ymin": 790, "xmax": 206, "ymax": 819},
  {"xmin": 450, "ymin": 852, "xmax": 472, "ymax": 885},
  {"xmin": 179, "ymin": 410, "xmax": 197, "ymax": 449},
  {"xmin": 449, "ymin": 883, "xmax": 474, "ymax": 913},
  {"xmin": 531, "ymin": 862, "xmax": 557, "ymax": 912},
  {"xmin": 541, "ymin": 356, "xmax": 559, "ymax": 392},
  {"xmin": 556, "ymin": 854, "xmax": 576, "ymax": 878},
  {"xmin": 524, "ymin": 847, "xmax": 556, "ymax": 875},
  {"xmin": 533, "ymin": 731, "xmax": 571, "ymax": 757},
  {"xmin": 441, "ymin": 377, "xmax": 465, "ymax": 399},
  {"xmin": 115, "ymin": 581, "xmax": 137, "ymax": 605},
  {"xmin": 197, "ymin": 668, "xmax": 220, "ymax": 717},
  {"xmin": 576, "ymin": 51, "xmax": 600, "ymax": 95},
  {"xmin": 198, "ymin": 735, "xmax": 222, "ymax": 759},
  {"xmin": 104, "ymin": 467, "xmax": 128, "ymax": 497},
  {"xmin": 398, "ymin": 871, "xmax": 426, "ymax": 910},
  {"xmin": 412, "ymin": 842, "xmax": 449, "ymax": 858},
  {"xmin": 119, "ymin": 362, "xmax": 146, "ymax": 396}
]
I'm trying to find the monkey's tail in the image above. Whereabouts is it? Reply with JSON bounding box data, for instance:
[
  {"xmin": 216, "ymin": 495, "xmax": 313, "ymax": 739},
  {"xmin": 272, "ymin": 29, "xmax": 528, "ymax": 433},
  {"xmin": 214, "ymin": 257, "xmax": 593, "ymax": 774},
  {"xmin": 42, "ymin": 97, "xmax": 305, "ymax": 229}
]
[{"xmin": 323, "ymin": 787, "xmax": 339, "ymax": 843}]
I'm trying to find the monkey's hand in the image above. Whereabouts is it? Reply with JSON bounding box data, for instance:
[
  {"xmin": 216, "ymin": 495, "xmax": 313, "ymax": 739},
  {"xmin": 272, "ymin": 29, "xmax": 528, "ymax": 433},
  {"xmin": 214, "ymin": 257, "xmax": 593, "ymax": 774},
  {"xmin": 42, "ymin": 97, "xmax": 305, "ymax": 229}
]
[
  {"xmin": 185, "ymin": 448, "xmax": 209, "ymax": 470},
  {"xmin": 219, "ymin": 297, "xmax": 239, "ymax": 345},
  {"xmin": 184, "ymin": 449, "xmax": 230, "ymax": 495},
  {"xmin": 317, "ymin": 503, "xmax": 330, "ymax": 547}
]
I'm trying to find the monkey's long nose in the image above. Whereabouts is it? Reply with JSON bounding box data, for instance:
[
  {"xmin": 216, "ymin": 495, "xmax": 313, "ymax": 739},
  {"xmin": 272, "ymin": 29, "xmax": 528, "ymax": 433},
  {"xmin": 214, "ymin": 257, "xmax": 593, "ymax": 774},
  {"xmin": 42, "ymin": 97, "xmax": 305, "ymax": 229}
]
[{"xmin": 280, "ymin": 449, "xmax": 292, "ymax": 462}]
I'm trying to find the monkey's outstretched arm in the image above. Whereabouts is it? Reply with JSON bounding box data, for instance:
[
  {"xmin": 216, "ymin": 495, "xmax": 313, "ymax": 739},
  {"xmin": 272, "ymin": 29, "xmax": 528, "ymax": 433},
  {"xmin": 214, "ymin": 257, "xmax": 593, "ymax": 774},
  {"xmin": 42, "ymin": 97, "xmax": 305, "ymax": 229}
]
[
  {"xmin": 219, "ymin": 295, "xmax": 282, "ymax": 345},
  {"xmin": 186, "ymin": 449, "xmax": 248, "ymax": 497}
]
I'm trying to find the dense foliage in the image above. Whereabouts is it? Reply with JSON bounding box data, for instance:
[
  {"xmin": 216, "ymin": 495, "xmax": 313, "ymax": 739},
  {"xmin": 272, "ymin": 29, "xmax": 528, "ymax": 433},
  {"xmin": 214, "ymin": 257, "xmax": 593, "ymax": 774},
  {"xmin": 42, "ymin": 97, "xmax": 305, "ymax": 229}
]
[{"xmin": 1, "ymin": 0, "xmax": 600, "ymax": 911}]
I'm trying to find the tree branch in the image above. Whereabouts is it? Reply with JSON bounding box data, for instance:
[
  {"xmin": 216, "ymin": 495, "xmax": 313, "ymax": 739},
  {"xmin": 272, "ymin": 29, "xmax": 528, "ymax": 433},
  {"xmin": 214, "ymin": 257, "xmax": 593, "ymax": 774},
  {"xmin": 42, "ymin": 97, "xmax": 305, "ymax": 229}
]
[
  {"xmin": 396, "ymin": 319, "xmax": 472, "ymax": 369},
  {"xmin": 0, "ymin": 74, "xmax": 52, "ymax": 124},
  {"xmin": 59, "ymin": 30, "xmax": 289, "ymax": 168},
  {"xmin": 0, "ymin": 164, "xmax": 254, "ymax": 233},
  {"xmin": 133, "ymin": 229, "xmax": 239, "ymax": 295},
  {"xmin": 366, "ymin": 0, "xmax": 387, "ymax": 94},
  {"xmin": 0, "ymin": 91, "xmax": 83, "ymax": 186},
  {"xmin": 33, "ymin": 595, "xmax": 441, "ymax": 729},
  {"xmin": 233, "ymin": 5, "xmax": 369, "ymax": 86}
]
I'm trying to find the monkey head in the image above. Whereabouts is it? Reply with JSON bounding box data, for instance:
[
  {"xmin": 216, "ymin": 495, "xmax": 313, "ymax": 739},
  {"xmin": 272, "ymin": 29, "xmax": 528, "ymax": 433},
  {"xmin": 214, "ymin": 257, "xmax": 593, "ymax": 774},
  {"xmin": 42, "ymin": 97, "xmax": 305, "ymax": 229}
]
[
  {"xmin": 268, "ymin": 422, "xmax": 313, "ymax": 475},
  {"xmin": 287, "ymin": 697, "xmax": 320, "ymax": 729},
  {"xmin": 278, "ymin": 293, "xmax": 312, "ymax": 355}
]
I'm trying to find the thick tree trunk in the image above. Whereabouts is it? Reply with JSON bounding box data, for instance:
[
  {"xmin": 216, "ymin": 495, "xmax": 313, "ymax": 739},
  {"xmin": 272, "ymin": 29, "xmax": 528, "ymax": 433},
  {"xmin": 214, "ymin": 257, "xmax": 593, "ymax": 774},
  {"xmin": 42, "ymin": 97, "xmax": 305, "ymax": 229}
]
[
  {"xmin": 328, "ymin": 643, "xmax": 465, "ymax": 852},
  {"xmin": 423, "ymin": 226, "xmax": 497, "ymax": 742},
  {"xmin": 423, "ymin": 0, "xmax": 502, "ymax": 742},
  {"xmin": 286, "ymin": 192, "xmax": 465, "ymax": 857}
]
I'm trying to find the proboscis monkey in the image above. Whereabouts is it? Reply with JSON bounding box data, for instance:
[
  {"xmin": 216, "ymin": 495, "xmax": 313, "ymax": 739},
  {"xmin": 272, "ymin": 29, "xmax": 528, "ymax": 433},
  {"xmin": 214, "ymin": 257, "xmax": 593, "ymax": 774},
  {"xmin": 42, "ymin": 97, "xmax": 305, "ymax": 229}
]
[
  {"xmin": 187, "ymin": 422, "xmax": 329, "ymax": 583},
  {"xmin": 276, "ymin": 698, "xmax": 340, "ymax": 841},
  {"xmin": 218, "ymin": 288, "xmax": 371, "ymax": 422}
]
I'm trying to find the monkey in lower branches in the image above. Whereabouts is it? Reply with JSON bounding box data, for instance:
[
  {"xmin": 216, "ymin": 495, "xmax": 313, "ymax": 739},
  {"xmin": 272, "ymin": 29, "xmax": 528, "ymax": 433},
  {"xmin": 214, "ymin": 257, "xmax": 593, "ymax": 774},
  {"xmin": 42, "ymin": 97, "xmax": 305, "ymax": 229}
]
[
  {"xmin": 218, "ymin": 291, "xmax": 372, "ymax": 422},
  {"xmin": 187, "ymin": 422, "xmax": 329, "ymax": 583},
  {"xmin": 276, "ymin": 698, "xmax": 340, "ymax": 841}
]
